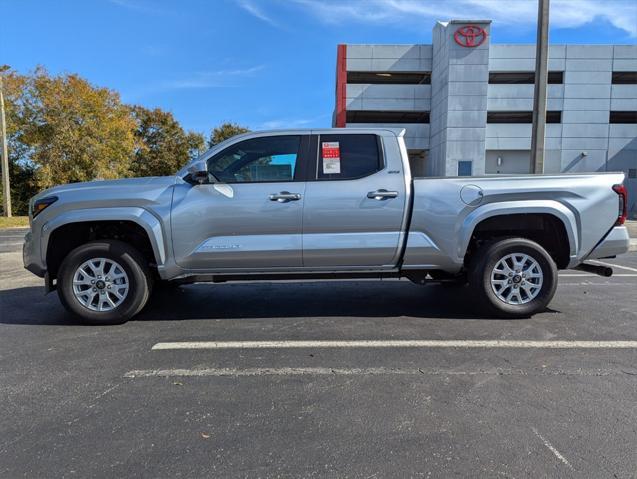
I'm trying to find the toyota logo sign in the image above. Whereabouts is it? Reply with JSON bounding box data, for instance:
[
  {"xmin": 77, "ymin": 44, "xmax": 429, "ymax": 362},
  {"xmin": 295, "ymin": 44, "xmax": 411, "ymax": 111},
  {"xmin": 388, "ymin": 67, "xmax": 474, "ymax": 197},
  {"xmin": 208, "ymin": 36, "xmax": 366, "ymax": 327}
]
[{"xmin": 454, "ymin": 25, "xmax": 487, "ymax": 47}]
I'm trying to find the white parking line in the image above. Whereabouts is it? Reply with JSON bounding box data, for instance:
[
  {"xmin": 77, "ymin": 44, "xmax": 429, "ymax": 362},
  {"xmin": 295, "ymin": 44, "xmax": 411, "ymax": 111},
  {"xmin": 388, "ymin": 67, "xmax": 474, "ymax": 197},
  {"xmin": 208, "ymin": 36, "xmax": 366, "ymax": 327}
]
[
  {"xmin": 124, "ymin": 367, "xmax": 629, "ymax": 378},
  {"xmin": 531, "ymin": 428, "xmax": 573, "ymax": 470},
  {"xmin": 559, "ymin": 282, "xmax": 636, "ymax": 286},
  {"xmin": 560, "ymin": 273, "xmax": 637, "ymax": 277},
  {"xmin": 152, "ymin": 340, "xmax": 637, "ymax": 350},
  {"xmin": 588, "ymin": 259, "xmax": 637, "ymax": 273}
]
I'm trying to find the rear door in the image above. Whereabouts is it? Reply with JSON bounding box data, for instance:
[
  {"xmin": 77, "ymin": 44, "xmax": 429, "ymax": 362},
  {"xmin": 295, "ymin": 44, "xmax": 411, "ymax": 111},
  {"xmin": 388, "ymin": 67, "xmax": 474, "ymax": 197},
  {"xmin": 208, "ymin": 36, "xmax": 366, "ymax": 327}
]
[
  {"xmin": 171, "ymin": 134, "xmax": 309, "ymax": 270},
  {"xmin": 302, "ymin": 133, "xmax": 407, "ymax": 268}
]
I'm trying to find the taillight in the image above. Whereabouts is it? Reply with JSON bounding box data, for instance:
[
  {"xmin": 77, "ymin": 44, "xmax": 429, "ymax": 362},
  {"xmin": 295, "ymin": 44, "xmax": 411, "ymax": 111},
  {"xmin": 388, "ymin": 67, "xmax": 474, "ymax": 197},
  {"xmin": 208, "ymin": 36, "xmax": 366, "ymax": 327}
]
[{"xmin": 612, "ymin": 184, "xmax": 627, "ymax": 226}]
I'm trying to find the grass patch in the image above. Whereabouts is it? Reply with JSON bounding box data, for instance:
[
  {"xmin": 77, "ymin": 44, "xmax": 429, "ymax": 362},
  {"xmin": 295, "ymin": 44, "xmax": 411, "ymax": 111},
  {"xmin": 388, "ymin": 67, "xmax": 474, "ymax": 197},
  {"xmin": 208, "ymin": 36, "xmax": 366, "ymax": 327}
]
[{"xmin": 0, "ymin": 216, "xmax": 29, "ymax": 229}]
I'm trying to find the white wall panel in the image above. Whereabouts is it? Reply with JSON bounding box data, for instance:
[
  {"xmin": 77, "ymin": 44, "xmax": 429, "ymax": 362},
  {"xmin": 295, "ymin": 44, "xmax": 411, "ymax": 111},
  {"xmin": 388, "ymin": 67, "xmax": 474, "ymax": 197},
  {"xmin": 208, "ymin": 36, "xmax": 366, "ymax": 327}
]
[
  {"xmin": 611, "ymin": 85, "xmax": 637, "ymax": 99},
  {"xmin": 613, "ymin": 45, "xmax": 637, "ymax": 59},
  {"xmin": 613, "ymin": 59, "xmax": 637, "ymax": 71},
  {"xmin": 562, "ymin": 110, "xmax": 609, "ymax": 124},
  {"xmin": 566, "ymin": 45, "xmax": 613, "ymax": 59}
]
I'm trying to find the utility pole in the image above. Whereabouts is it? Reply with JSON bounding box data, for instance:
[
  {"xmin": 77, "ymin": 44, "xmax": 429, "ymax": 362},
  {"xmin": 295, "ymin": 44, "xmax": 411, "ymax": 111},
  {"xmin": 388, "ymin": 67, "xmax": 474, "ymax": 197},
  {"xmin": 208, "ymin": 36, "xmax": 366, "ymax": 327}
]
[
  {"xmin": 0, "ymin": 68, "xmax": 11, "ymax": 217},
  {"xmin": 530, "ymin": 0, "xmax": 550, "ymax": 174}
]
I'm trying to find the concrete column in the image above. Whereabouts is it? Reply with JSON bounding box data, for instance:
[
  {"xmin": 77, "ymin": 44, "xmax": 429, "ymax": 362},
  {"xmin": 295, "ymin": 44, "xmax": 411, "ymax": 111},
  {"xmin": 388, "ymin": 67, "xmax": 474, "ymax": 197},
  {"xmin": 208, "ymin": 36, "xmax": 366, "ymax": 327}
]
[{"xmin": 429, "ymin": 20, "xmax": 490, "ymax": 177}]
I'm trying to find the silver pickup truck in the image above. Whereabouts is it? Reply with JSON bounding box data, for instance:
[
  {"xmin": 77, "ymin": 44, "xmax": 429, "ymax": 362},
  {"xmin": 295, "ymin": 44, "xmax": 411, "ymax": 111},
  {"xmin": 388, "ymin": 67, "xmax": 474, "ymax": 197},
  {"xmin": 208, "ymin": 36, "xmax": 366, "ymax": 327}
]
[{"xmin": 23, "ymin": 128, "xmax": 630, "ymax": 324}]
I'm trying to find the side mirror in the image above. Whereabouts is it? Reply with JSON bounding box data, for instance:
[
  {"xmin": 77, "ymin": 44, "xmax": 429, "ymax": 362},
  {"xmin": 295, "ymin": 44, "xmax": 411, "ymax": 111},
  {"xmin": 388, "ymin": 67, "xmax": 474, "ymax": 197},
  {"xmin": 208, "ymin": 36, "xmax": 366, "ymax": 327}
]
[{"xmin": 187, "ymin": 160, "xmax": 209, "ymax": 185}]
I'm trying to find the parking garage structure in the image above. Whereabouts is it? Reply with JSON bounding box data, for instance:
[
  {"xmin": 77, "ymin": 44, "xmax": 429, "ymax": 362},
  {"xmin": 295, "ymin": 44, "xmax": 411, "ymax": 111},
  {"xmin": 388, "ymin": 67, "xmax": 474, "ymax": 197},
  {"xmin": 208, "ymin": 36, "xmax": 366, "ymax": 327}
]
[{"xmin": 334, "ymin": 19, "xmax": 637, "ymax": 217}]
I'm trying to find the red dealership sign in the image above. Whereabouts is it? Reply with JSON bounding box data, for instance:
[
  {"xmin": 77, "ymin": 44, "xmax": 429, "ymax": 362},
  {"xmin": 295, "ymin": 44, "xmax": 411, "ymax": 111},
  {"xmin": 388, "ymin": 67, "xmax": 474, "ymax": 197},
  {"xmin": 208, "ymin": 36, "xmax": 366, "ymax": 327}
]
[{"xmin": 454, "ymin": 25, "xmax": 487, "ymax": 47}]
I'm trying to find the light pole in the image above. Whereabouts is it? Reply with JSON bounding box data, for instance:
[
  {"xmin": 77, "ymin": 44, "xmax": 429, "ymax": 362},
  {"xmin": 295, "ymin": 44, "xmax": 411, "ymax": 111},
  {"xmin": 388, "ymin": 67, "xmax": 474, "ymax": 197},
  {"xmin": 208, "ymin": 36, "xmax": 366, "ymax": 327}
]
[
  {"xmin": 0, "ymin": 67, "xmax": 11, "ymax": 217},
  {"xmin": 530, "ymin": 0, "xmax": 550, "ymax": 174}
]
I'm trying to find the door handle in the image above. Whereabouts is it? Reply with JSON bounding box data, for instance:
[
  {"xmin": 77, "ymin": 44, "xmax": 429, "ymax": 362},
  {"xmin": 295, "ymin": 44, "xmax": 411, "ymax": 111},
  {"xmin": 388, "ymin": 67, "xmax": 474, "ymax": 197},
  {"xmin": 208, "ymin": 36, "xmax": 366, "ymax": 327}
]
[
  {"xmin": 367, "ymin": 189, "xmax": 399, "ymax": 200},
  {"xmin": 269, "ymin": 191, "xmax": 302, "ymax": 203}
]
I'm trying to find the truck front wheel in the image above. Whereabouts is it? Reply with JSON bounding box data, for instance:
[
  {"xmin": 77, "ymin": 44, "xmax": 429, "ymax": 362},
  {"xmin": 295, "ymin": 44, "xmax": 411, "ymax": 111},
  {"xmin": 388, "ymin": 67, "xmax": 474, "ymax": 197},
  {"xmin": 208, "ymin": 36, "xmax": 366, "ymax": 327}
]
[
  {"xmin": 57, "ymin": 240, "xmax": 153, "ymax": 325},
  {"xmin": 469, "ymin": 238, "xmax": 558, "ymax": 318}
]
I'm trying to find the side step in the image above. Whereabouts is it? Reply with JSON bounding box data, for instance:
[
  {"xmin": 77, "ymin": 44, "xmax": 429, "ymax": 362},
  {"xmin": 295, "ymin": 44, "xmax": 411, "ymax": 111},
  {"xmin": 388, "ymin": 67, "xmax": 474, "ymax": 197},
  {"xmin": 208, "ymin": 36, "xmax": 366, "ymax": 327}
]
[{"xmin": 574, "ymin": 263, "xmax": 613, "ymax": 277}]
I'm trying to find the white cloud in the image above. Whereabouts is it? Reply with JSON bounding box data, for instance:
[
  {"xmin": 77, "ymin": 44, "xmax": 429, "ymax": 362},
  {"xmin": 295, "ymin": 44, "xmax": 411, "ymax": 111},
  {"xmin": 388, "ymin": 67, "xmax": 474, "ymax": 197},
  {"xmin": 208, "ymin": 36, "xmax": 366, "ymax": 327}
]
[
  {"xmin": 123, "ymin": 64, "xmax": 266, "ymax": 101},
  {"xmin": 163, "ymin": 65, "xmax": 266, "ymax": 90},
  {"xmin": 238, "ymin": 0, "xmax": 279, "ymax": 26},
  {"xmin": 107, "ymin": 0, "xmax": 171, "ymax": 15},
  {"xmin": 287, "ymin": 0, "xmax": 637, "ymax": 37},
  {"xmin": 258, "ymin": 118, "xmax": 314, "ymax": 129},
  {"xmin": 257, "ymin": 113, "xmax": 329, "ymax": 129}
]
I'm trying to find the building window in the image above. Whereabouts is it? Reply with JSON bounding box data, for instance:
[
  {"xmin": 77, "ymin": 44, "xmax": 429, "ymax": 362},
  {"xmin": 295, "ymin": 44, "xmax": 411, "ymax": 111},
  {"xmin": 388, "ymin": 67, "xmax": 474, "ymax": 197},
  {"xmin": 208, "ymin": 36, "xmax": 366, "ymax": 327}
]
[
  {"xmin": 612, "ymin": 72, "xmax": 637, "ymax": 84},
  {"xmin": 346, "ymin": 110, "xmax": 430, "ymax": 123},
  {"xmin": 316, "ymin": 134, "xmax": 381, "ymax": 180},
  {"xmin": 488, "ymin": 72, "xmax": 563, "ymax": 84},
  {"xmin": 458, "ymin": 161, "xmax": 473, "ymax": 177},
  {"xmin": 609, "ymin": 111, "xmax": 637, "ymax": 124},
  {"xmin": 347, "ymin": 72, "xmax": 431, "ymax": 84},
  {"xmin": 487, "ymin": 111, "xmax": 562, "ymax": 123}
]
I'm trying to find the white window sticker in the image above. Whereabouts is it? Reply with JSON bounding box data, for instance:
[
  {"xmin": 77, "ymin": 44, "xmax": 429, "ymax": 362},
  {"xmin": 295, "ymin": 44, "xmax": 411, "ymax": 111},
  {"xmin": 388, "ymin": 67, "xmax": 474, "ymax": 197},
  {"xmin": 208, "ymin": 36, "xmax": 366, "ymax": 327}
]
[{"xmin": 322, "ymin": 141, "xmax": 341, "ymax": 174}]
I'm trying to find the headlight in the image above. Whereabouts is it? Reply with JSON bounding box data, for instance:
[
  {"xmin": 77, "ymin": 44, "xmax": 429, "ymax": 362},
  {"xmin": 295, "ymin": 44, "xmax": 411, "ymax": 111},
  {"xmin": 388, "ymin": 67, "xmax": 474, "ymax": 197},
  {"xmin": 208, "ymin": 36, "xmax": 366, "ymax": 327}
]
[{"xmin": 32, "ymin": 196, "xmax": 58, "ymax": 218}]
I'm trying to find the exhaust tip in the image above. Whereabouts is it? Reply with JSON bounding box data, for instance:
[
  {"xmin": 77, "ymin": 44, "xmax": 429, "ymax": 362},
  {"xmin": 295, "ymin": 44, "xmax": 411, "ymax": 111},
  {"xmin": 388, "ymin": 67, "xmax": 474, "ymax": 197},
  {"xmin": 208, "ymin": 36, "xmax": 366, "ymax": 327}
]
[{"xmin": 575, "ymin": 263, "xmax": 613, "ymax": 277}]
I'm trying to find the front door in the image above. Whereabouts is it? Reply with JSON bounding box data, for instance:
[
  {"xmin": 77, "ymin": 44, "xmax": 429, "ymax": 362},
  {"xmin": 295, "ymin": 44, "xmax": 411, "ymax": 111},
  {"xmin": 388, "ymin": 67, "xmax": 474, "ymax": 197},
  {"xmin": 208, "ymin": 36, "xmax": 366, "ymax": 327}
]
[
  {"xmin": 302, "ymin": 133, "xmax": 407, "ymax": 268},
  {"xmin": 171, "ymin": 134, "xmax": 307, "ymax": 270}
]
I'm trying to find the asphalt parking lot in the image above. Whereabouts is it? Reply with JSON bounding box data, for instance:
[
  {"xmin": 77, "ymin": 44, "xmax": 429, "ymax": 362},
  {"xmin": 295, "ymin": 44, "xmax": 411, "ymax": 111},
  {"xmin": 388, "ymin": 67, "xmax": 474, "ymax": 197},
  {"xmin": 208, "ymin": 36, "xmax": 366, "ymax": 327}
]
[{"xmin": 1, "ymin": 227, "xmax": 636, "ymax": 478}]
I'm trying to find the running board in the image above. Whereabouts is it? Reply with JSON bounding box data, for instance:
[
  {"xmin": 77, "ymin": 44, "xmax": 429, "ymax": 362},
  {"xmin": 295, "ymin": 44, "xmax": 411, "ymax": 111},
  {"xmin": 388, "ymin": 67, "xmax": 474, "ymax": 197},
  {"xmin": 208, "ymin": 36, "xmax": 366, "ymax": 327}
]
[
  {"xmin": 574, "ymin": 263, "xmax": 613, "ymax": 277},
  {"xmin": 172, "ymin": 271, "xmax": 403, "ymax": 284}
]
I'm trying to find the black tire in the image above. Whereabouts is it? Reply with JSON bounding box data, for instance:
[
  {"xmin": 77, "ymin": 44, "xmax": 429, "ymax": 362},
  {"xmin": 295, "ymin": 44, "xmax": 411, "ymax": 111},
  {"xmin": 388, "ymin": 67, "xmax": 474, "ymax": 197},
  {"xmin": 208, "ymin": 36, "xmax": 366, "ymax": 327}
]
[
  {"xmin": 57, "ymin": 240, "xmax": 153, "ymax": 325},
  {"xmin": 469, "ymin": 238, "xmax": 558, "ymax": 318}
]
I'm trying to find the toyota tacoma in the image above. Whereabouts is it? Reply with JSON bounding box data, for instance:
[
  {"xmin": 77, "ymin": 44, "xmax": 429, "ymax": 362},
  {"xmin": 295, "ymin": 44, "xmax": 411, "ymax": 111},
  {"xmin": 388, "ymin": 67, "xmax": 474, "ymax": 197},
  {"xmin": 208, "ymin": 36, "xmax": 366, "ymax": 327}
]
[{"xmin": 23, "ymin": 128, "xmax": 631, "ymax": 324}]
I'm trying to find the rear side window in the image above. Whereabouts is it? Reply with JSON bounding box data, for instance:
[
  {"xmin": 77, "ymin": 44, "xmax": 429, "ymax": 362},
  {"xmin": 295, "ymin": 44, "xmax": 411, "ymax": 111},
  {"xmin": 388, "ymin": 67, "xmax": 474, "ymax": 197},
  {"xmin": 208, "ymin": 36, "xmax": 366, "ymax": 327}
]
[{"xmin": 317, "ymin": 134, "xmax": 381, "ymax": 180}]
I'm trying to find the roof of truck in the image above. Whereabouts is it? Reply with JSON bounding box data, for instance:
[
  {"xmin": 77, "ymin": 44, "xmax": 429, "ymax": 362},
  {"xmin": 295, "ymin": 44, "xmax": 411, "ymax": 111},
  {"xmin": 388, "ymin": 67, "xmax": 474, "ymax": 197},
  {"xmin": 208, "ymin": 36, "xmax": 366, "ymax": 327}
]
[{"xmin": 229, "ymin": 127, "xmax": 406, "ymax": 136}]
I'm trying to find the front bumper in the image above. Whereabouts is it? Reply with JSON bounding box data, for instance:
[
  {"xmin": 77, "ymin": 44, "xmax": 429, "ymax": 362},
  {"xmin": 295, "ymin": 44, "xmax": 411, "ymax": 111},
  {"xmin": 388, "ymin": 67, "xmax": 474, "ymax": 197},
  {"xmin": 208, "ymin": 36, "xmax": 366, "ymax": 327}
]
[
  {"xmin": 586, "ymin": 226, "xmax": 631, "ymax": 260},
  {"xmin": 23, "ymin": 229, "xmax": 46, "ymax": 277}
]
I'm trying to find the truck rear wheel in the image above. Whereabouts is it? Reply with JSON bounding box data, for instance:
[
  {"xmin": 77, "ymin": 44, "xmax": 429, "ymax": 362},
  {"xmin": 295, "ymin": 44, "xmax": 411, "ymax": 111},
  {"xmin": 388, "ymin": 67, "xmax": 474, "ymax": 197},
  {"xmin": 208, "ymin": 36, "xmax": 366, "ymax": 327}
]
[
  {"xmin": 57, "ymin": 240, "xmax": 152, "ymax": 325},
  {"xmin": 469, "ymin": 238, "xmax": 557, "ymax": 318}
]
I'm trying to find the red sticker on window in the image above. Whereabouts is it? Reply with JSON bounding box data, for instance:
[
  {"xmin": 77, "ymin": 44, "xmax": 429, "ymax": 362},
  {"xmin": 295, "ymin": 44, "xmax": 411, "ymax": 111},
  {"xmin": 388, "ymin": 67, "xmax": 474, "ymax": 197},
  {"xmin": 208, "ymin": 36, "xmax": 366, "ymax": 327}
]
[
  {"xmin": 321, "ymin": 142, "xmax": 341, "ymax": 174},
  {"xmin": 322, "ymin": 142, "xmax": 340, "ymax": 159}
]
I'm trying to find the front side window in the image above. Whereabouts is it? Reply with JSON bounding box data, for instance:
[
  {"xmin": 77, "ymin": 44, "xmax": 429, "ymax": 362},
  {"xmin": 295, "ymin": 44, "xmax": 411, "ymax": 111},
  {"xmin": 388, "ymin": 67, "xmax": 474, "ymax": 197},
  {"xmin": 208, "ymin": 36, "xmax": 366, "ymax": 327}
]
[
  {"xmin": 317, "ymin": 134, "xmax": 381, "ymax": 180},
  {"xmin": 208, "ymin": 135, "xmax": 301, "ymax": 183}
]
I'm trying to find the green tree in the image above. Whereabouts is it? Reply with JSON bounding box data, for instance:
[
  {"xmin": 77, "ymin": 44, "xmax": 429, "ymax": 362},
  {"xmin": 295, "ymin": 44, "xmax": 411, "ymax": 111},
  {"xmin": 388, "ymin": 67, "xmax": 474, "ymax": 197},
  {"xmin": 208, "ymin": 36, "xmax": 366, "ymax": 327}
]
[
  {"xmin": 208, "ymin": 122, "xmax": 250, "ymax": 148},
  {"xmin": 185, "ymin": 131, "xmax": 206, "ymax": 161},
  {"xmin": 1, "ymin": 68, "xmax": 36, "ymax": 215},
  {"xmin": 1, "ymin": 67, "xmax": 248, "ymax": 215},
  {"xmin": 130, "ymin": 106, "xmax": 205, "ymax": 177},
  {"xmin": 17, "ymin": 67, "xmax": 137, "ymax": 189}
]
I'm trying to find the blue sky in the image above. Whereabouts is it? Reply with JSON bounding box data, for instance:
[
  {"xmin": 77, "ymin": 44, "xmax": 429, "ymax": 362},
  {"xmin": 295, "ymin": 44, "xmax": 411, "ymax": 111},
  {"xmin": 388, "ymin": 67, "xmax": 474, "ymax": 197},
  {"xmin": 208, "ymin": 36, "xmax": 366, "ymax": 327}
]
[{"xmin": 2, "ymin": 0, "xmax": 636, "ymax": 136}]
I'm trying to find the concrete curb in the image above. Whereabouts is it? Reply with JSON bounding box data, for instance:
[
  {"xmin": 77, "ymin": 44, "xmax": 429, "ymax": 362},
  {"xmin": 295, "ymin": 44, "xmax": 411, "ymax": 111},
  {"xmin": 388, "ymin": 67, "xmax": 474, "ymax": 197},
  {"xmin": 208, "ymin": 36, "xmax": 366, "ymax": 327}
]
[{"xmin": 630, "ymin": 239, "xmax": 637, "ymax": 253}]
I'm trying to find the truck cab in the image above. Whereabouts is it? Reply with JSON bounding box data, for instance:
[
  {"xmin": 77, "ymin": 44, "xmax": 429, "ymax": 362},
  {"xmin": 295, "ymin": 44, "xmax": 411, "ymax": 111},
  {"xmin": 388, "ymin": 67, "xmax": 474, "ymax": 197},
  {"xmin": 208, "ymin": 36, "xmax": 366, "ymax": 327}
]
[{"xmin": 170, "ymin": 129, "xmax": 409, "ymax": 272}]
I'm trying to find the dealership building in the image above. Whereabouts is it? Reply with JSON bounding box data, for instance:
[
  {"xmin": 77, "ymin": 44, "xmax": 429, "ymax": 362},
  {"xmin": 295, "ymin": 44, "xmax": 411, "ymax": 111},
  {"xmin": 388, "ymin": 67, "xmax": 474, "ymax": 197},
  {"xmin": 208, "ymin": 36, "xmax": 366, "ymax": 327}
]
[{"xmin": 333, "ymin": 19, "xmax": 637, "ymax": 217}]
